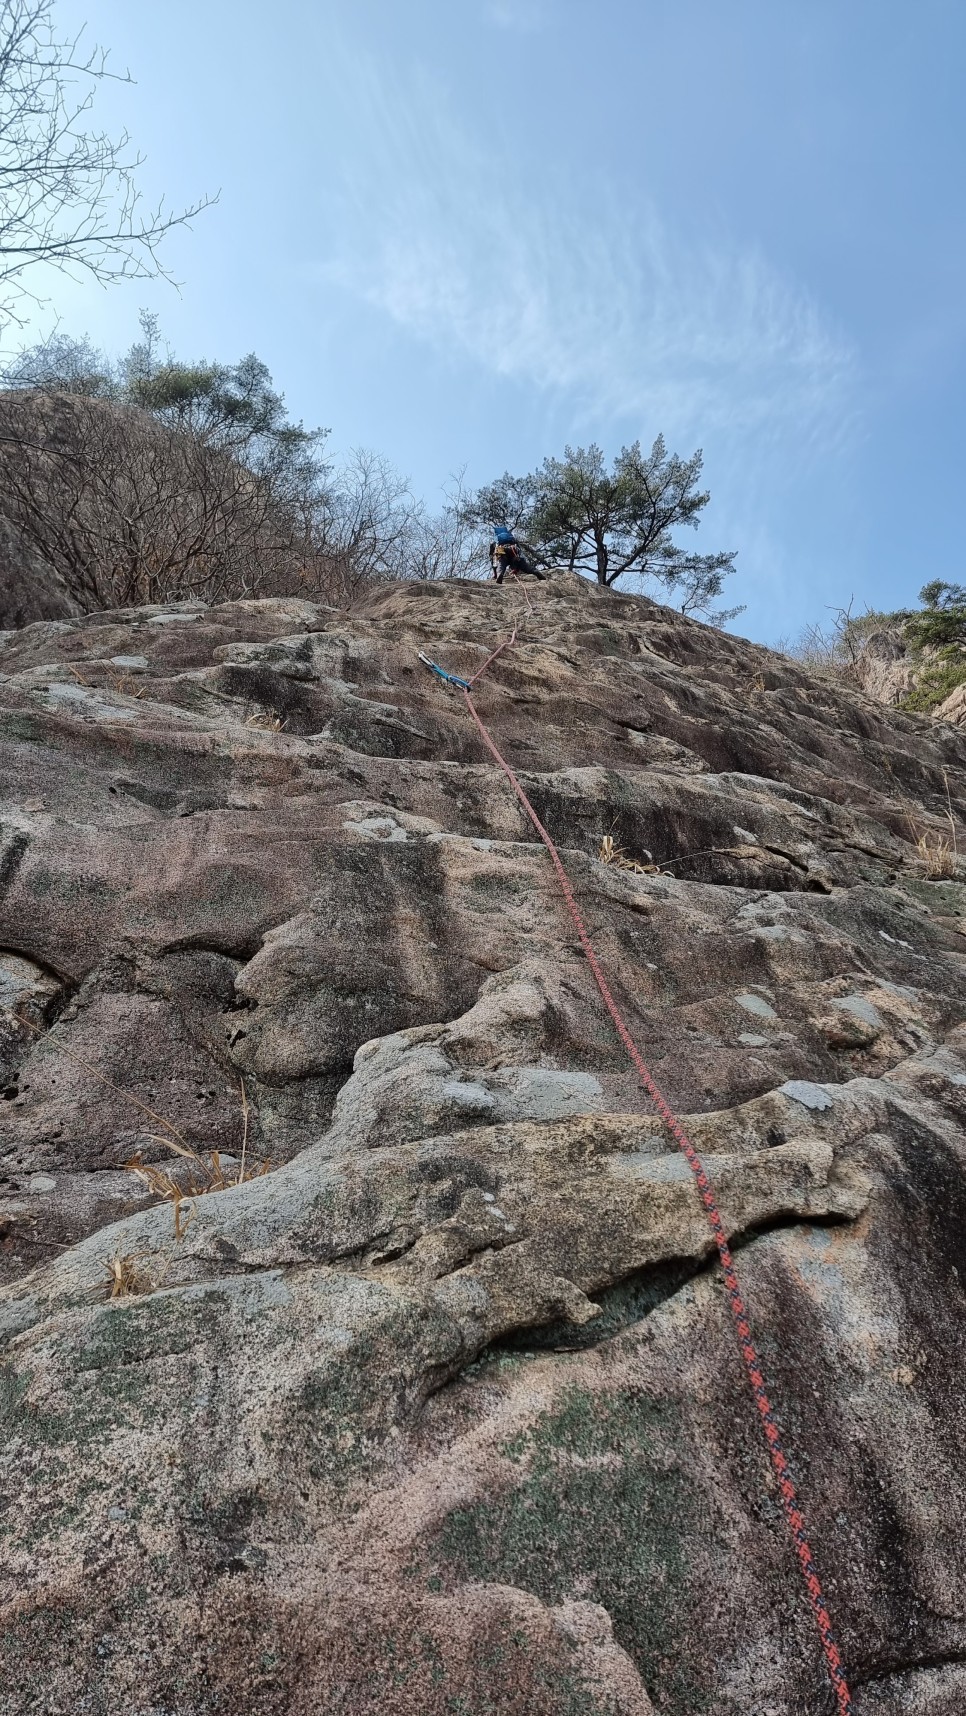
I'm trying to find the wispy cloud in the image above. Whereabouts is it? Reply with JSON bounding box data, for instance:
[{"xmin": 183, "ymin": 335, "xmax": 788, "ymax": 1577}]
[
  {"xmin": 314, "ymin": 35, "xmax": 856, "ymax": 464},
  {"xmin": 482, "ymin": 0, "xmax": 547, "ymax": 31}
]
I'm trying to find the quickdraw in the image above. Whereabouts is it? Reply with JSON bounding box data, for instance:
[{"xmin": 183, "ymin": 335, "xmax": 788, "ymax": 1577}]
[{"xmin": 417, "ymin": 652, "xmax": 472, "ymax": 691}]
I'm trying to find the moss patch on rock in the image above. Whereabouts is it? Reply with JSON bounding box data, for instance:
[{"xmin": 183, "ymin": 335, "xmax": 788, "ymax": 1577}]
[{"xmin": 434, "ymin": 1386, "xmax": 712, "ymax": 1714}]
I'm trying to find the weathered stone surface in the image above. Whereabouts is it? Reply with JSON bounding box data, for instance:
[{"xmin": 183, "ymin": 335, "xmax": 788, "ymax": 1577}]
[
  {"xmin": 851, "ymin": 621, "xmax": 966, "ymax": 727},
  {"xmin": 936, "ymin": 681, "xmax": 966, "ymax": 727},
  {"xmin": 1, "ymin": 575, "xmax": 965, "ymax": 1714},
  {"xmin": 852, "ymin": 626, "xmax": 917, "ymax": 707}
]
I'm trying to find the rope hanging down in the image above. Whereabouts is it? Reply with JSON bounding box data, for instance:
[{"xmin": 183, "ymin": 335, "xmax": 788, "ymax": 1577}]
[{"xmin": 425, "ymin": 575, "xmax": 854, "ymax": 1716}]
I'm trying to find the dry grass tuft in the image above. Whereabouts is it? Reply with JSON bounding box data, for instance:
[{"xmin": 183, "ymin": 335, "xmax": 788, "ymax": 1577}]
[
  {"xmin": 598, "ymin": 833, "xmax": 663, "ymax": 876},
  {"xmin": 914, "ymin": 831, "xmax": 957, "ymax": 880},
  {"xmin": 908, "ymin": 767, "xmax": 960, "ymax": 881},
  {"xmin": 125, "ymin": 1078, "xmax": 271, "ymax": 1236},
  {"xmin": 99, "ymin": 1091, "xmax": 268, "ymax": 1297},
  {"xmin": 122, "ymin": 1160, "xmax": 198, "ymax": 1240},
  {"xmin": 126, "ymin": 1144, "xmax": 270, "ymax": 1239},
  {"xmin": 245, "ymin": 708, "xmax": 286, "ymax": 731},
  {"xmin": 68, "ymin": 662, "xmax": 146, "ymax": 699},
  {"xmin": 100, "ymin": 1247, "xmax": 168, "ymax": 1300},
  {"xmin": 121, "ymin": 1074, "xmax": 270, "ymax": 1234},
  {"xmin": 109, "ymin": 671, "xmax": 146, "ymax": 699}
]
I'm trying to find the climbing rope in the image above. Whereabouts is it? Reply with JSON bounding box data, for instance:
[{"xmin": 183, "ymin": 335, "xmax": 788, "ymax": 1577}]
[{"xmin": 424, "ymin": 571, "xmax": 854, "ymax": 1715}]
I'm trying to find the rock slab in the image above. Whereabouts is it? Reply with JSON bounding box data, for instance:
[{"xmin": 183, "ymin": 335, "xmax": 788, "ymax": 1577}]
[{"xmin": 1, "ymin": 575, "xmax": 966, "ymax": 1714}]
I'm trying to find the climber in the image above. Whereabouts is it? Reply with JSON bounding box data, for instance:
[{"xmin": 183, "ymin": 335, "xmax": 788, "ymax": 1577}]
[{"xmin": 489, "ymin": 523, "xmax": 546, "ymax": 584}]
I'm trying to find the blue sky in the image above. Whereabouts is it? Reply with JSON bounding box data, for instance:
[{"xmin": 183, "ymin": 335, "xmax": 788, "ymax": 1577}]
[{"xmin": 13, "ymin": 0, "xmax": 966, "ymax": 641}]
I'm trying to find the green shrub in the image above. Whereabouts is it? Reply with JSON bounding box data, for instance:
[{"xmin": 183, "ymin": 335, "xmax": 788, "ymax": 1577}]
[
  {"xmin": 900, "ymin": 650, "xmax": 966, "ymax": 713},
  {"xmin": 905, "ymin": 581, "xmax": 966, "ymax": 651}
]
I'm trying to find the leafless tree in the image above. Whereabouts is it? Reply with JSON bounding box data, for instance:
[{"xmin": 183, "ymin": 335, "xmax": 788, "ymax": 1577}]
[
  {"xmin": 0, "ymin": 0, "xmax": 212, "ymax": 327},
  {"xmin": 317, "ymin": 448, "xmax": 416, "ymax": 583},
  {"xmin": 302, "ymin": 452, "xmax": 487, "ymax": 606},
  {"xmin": 776, "ymin": 599, "xmax": 865, "ymax": 678},
  {"xmin": 405, "ymin": 469, "xmax": 489, "ymax": 583},
  {"xmin": 0, "ymin": 390, "xmax": 310, "ymax": 606}
]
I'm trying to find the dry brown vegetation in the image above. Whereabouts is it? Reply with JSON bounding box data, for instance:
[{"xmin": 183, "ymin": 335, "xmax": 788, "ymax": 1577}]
[
  {"xmin": 0, "ymin": 390, "xmax": 313, "ymax": 609},
  {"xmin": 907, "ymin": 768, "xmax": 960, "ymax": 881},
  {"xmin": 244, "ymin": 708, "xmax": 286, "ymax": 731},
  {"xmin": 598, "ymin": 832, "xmax": 664, "ymax": 875},
  {"xmin": 0, "ymin": 390, "xmax": 488, "ymax": 617},
  {"xmin": 914, "ymin": 830, "xmax": 957, "ymax": 880},
  {"xmin": 124, "ymin": 1151, "xmax": 272, "ymax": 1241},
  {"xmin": 100, "ymin": 1247, "xmax": 165, "ymax": 1300},
  {"xmin": 116, "ymin": 1074, "xmax": 270, "ymax": 1239}
]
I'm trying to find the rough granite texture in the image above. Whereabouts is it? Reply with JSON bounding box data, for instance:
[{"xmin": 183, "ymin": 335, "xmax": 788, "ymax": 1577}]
[
  {"xmin": 851, "ymin": 624, "xmax": 966, "ymax": 727},
  {"xmin": 1, "ymin": 572, "xmax": 965, "ymax": 1715}
]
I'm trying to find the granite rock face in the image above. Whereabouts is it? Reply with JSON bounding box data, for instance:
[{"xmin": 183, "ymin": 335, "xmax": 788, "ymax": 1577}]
[
  {"xmin": 1, "ymin": 574, "xmax": 965, "ymax": 1715},
  {"xmin": 850, "ymin": 622, "xmax": 966, "ymax": 727},
  {"xmin": 851, "ymin": 626, "xmax": 917, "ymax": 708},
  {"xmin": 936, "ymin": 680, "xmax": 966, "ymax": 727}
]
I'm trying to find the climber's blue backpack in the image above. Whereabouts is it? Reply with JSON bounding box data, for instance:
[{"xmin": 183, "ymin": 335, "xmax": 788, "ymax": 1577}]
[{"xmin": 494, "ymin": 524, "xmax": 515, "ymax": 545}]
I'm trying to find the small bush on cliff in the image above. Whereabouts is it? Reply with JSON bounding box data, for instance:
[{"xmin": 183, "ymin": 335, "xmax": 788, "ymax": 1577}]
[
  {"xmin": 776, "ymin": 603, "xmax": 885, "ymax": 677},
  {"xmin": 901, "ymin": 654, "xmax": 966, "ymax": 714},
  {"xmin": 782, "ymin": 583, "xmax": 966, "ymax": 716},
  {"xmin": 897, "ymin": 582, "xmax": 966, "ymax": 714},
  {"xmin": 905, "ymin": 580, "xmax": 966, "ymax": 650}
]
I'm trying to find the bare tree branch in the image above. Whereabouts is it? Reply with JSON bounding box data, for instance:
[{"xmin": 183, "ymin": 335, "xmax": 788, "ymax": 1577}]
[
  {"xmin": 0, "ymin": 0, "xmax": 214, "ymax": 327},
  {"xmin": 0, "ymin": 389, "xmax": 314, "ymax": 606}
]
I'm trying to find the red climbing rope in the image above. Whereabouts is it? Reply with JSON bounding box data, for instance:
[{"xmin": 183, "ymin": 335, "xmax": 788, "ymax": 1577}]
[{"xmin": 454, "ymin": 573, "xmax": 854, "ymax": 1715}]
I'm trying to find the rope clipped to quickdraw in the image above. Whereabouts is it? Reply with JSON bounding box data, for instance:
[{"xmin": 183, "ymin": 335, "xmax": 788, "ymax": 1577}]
[
  {"xmin": 419, "ymin": 571, "xmax": 854, "ymax": 1716},
  {"xmin": 416, "ymin": 652, "xmax": 472, "ymax": 691}
]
